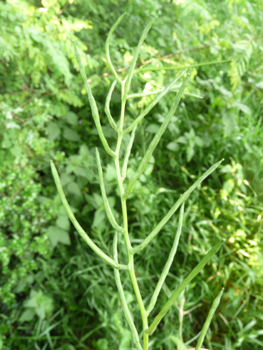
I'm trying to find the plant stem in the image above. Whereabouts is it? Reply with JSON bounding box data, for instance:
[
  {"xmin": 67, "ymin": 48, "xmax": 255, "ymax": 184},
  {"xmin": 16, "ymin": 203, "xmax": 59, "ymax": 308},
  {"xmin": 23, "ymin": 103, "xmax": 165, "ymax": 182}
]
[
  {"xmin": 114, "ymin": 82, "xmax": 149, "ymax": 350},
  {"xmin": 113, "ymin": 233, "xmax": 143, "ymax": 350}
]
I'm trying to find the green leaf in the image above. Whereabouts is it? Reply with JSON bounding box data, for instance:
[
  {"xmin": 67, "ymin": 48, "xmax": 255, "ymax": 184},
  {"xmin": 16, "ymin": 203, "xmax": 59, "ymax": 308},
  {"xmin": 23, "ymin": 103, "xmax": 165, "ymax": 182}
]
[
  {"xmin": 119, "ymin": 329, "xmax": 132, "ymax": 350},
  {"xmin": 56, "ymin": 215, "xmax": 70, "ymax": 230},
  {"xmin": 166, "ymin": 142, "xmax": 179, "ymax": 152},
  {"xmin": 67, "ymin": 182, "xmax": 82, "ymax": 197},
  {"xmin": 19, "ymin": 309, "xmax": 35, "ymax": 322},
  {"xmin": 64, "ymin": 111, "xmax": 78, "ymax": 125},
  {"xmin": 145, "ymin": 124, "xmax": 159, "ymax": 134},
  {"xmin": 95, "ymin": 338, "xmax": 108, "ymax": 350},
  {"xmin": 63, "ymin": 127, "xmax": 80, "ymax": 142},
  {"xmin": 47, "ymin": 225, "xmax": 70, "ymax": 247},
  {"xmin": 47, "ymin": 122, "xmax": 61, "ymax": 140},
  {"xmin": 222, "ymin": 113, "xmax": 237, "ymax": 136}
]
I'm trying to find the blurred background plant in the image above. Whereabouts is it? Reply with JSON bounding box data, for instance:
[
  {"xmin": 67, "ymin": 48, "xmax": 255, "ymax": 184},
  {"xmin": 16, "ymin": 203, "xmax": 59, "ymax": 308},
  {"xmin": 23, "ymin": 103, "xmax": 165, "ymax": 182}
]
[{"xmin": 0, "ymin": 0, "xmax": 262, "ymax": 349}]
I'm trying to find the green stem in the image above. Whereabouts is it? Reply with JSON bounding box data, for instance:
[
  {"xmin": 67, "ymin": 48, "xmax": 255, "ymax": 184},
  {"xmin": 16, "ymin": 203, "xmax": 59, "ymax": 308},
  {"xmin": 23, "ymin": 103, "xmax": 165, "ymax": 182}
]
[
  {"xmin": 113, "ymin": 233, "xmax": 143, "ymax": 350},
  {"xmin": 114, "ymin": 82, "xmax": 149, "ymax": 350}
]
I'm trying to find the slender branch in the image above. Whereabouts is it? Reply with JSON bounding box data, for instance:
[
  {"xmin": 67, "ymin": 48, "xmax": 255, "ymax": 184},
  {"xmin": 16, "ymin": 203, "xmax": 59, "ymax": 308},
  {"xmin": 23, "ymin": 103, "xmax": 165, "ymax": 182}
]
[
  {"xmin": 50, "ymin": 160, "xmax": 128, "ymax": 270},
  {"xmin": 195, "ymin": 288, "xmax": 224, "ymax": 350},
  {"xmin": 123, "ymin": 69, "xmax": 187, "ymax": 135},
  {"xmin": 114, "ymin": 80, "xmax": 149, "ymax": 350},
  {"xmin": 146, "ymin": 203, "xmax": 185, "ymax": 315},
  {"xmin": 122, "ymin": 125, "xmax": 137, "ymax": 180},
  {"xmin": 146, "ymin": 240, "xmax": 225, "ymax": 335},
  {"xmin": 132, "ymin": 158, "xmax": 224, "ymax": 254},
  {"xmin": 74, "ymin": 42, "xmax": 116, "ymax": 158},
  {"xmin": 105, "ymin": 80, "xmax": 119, "ymax": 132},
  {"xmin": 123, "ymin": 72, "xmax": 190, "ymax": 199},
  {"xmin": 95, "ymin": 148, "xmax": 124, "ymax": 233},
  {"xmin": 105, "ymin": 13, "xmax": 126, "ymax": 84},
  {"xmin": 113, "ymin": 233, "xmax": 143, "ymax": 350}
]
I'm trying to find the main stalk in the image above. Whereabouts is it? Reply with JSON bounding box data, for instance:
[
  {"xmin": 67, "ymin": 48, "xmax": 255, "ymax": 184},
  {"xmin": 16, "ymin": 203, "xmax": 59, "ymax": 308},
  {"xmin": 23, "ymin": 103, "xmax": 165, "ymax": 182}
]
[{"xmin": 114, "ymin": 82, "xmax": 149, "ymax": 350}]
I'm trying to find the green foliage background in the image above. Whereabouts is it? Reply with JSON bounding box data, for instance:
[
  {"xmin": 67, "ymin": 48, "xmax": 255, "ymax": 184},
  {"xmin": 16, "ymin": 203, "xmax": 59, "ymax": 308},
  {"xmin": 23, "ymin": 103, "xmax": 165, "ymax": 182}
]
[{"xmin": 0, "ymin": 0, "xmax": 263, "ymax": 349}]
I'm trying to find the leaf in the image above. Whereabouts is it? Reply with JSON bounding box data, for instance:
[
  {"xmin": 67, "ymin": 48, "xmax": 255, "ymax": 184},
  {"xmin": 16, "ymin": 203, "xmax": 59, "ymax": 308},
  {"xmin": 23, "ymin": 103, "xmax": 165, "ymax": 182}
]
[
  {"xmin": 95, "ymin": 339, "xmax": 108, "ymax": 350},
  {"xmin": 92, "ymin": 209, "xmax": 106, "ymax": 231},
  {"xmin": 19, "ymin": 309, "xmax": 35, "ymax": 322},
  {"xmin": 63, "ymin": 127, "xmax": 80, "ymax": 142},
  {"xmin": 166, "ymin": 142, "xmax": 179, "ymax": 152},
  {"xmin": 47, "ymin": 226, "xmax": 70, "ymax": 247},
  {"xmin": 146, "ymin": 124, "xmax": 160, "ymax": 134},
  {"xmin": 119, "ymin": 329, "xmax": 132, "ymax": 350},
  {"xmin": 67, "ymin": 182, "xmax": 82, "ymax": 197},
  {"xmin": 56, "ymin": 215, "xmax": 70, "ymax": 230},
  {"xmin": 222, "ymin": 113, "xmax": 237, "ymax": 136},
  {"xmin": 64, "ymin": 111, "xmax": 78, "ymax": 125},
  {"xmin": 6, "ymin": 121, "xmax": 21, "ymax": 129},
  {"xmin": 47, "ymin": 122, "xmax": 61, "ymax": 140}
]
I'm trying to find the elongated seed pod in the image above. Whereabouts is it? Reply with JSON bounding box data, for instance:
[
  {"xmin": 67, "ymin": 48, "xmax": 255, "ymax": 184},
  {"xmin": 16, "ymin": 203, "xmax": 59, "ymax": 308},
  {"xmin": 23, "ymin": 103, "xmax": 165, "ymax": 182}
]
[
  {"xmin": 74, "ymin": 42, "xmax": 116, "ymax": 158},
  {"xmin": 195, "ymin": 288, "xmax": 224, "ymax": 350},
  {"xmin": 50, "ymin": 160, "xmax": 128, "ymax": 270},
  {"xmin": 95, "ymin": 148, "xmax": 124, "ymax": 233},
  {"xmin": 146, "ymin": 240, "xmax": 225, "ymax": 335},
  {"xmin": 132, "ymin": 158, "xmax": 224, "ymax": 254},
  {"xmin": 123, "ymin": 72, "xmax": 190, "ymax": 199}
]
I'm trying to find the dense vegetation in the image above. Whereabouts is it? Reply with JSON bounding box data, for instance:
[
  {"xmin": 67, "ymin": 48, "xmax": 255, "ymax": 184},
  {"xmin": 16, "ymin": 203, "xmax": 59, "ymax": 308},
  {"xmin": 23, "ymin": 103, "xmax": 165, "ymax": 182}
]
[{"xmin": 0, "ymin": 0, "xmax": 262, "ymax": 349}]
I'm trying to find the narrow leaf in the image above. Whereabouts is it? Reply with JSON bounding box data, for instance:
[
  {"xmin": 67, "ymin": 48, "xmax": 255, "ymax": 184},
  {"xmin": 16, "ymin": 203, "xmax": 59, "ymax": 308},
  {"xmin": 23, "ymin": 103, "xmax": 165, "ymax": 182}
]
[
  {"xmin": 123, "ymin": 69, "xmax": 187, "ymax": 135},
  {"xmin": 132, "ymin": 158, "xmax": 224, "ymax": 253},
  {"xmin": 95, "ymin": 148, "xmax": 124, "ymax": 233},
  {"xmin": 105, "ymin": 13, "xmax": 126, "ymax": 84},
  {"xmin": 146, "ymin": 240, "xmax": 225, "ymax": 335},
  {"xmin": 122, "ymin": 125, "xmax": 137, "ymax": 180},
  {"xmin": 123, "ymin": 17, "xmax": 156, "ymax": 100},
  {"xmin": 113, "ymin": 233, "xmax": 143, "ymax": 350},
  {"xmin": 50, "ymin": 160, "xmax": 128, "ymax": 270},
  {"xmin": 105, "ymin": 80, "xmax": 118, "ymax": 132},
  {"xmin": 195, "ymin": 288, "xmax": 224, "ymax": 350},
  {"xmin": 146, "ymin": 203, "xmax": 185, "ymax": 315},
  {"xmin": 74, "ymin": 42, "xmax": 116, "ymax": 158},
  {"xmin": 123, "ymin": 72, "xmax": 190, "ymax": 199},
  {"xmin": 134, "ymin": 59, "xmax": 231, "ymax": 74}
]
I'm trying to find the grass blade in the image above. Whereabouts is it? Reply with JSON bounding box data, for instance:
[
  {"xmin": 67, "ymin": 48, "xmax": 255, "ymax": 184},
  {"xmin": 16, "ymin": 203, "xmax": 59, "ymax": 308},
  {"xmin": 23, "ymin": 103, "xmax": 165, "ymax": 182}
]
[
  {"xmin": 50, "ymin": 160, "xmax": 128, "ymax": 270},
  {"xmin": 146, "ymin": 240, "xmax": 225, "ymax": 335},
  {"xmin": 134, "ymin": 59, "xmax": 231, "ymax": 73},
  {"xmin": 132, "ymin": 158, "xmax": 224, "ymax": 253},
  {"xmin": 113, "ymin": 233, "xmax": 143, "ymax": 350},
  {"xmin": 74, "ymin": 42, "xmax": 116, "ymax": 158},
  {"xmin": 95, "ymin": 148, "xmax": 124, "ymax": 233},
  {"xmin": 195, "ymin": 288, "xmax": 224, "ymax": 350},
  {"xmin": 105, "ymin": 13, "xmax": 126, "ymax": 84},
  {"xmin": 122, "ymin": 125, "xmax": 137, "ymax": 180},
  {"xmin": 105, "ymin": 80, "xmax": 119, "ymax": 132},
  {"xmin": 123, "ymin": 69, "xmax": 187, "ymax": 135},
  {"xmin": 123, "ymin": 72, "xmax": 190, "ymax": 199},
  {"xmin": 146, "ymin": 203, "xmax": 185, "ymax": 315},
  {"xmin": 123, "ymin": 17, "xmax": 156, "ymax": 100}
]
